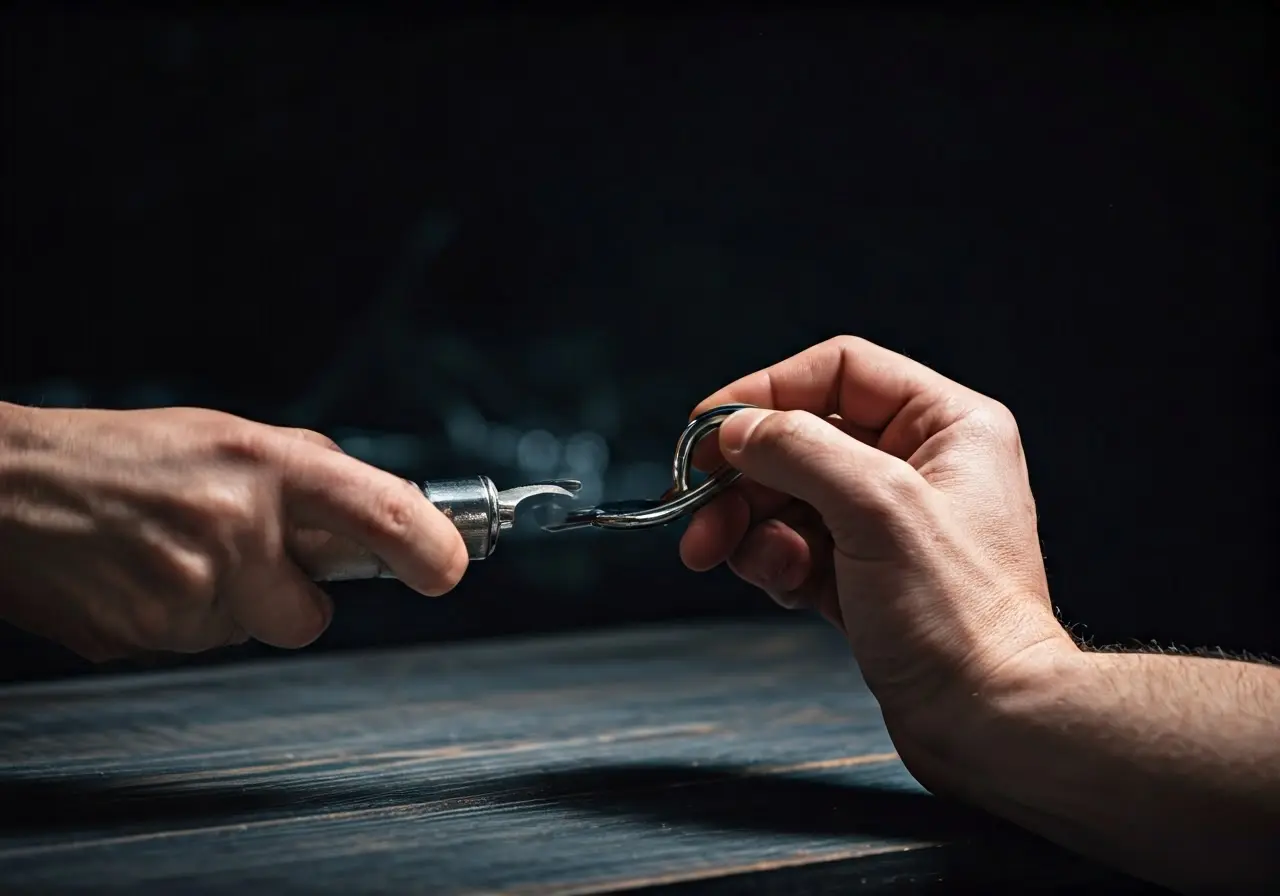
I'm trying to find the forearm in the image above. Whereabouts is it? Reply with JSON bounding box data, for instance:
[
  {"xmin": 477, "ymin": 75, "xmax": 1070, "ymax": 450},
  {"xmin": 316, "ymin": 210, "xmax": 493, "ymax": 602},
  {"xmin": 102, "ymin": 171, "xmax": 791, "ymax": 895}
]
[{"xmin": 919, "ymin": 647, "xmax": 1280, "ymax": 894}]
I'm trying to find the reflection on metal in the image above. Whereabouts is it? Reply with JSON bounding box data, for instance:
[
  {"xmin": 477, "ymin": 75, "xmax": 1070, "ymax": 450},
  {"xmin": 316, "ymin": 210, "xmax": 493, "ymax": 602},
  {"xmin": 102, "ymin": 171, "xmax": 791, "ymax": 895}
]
[
  {"xmin": 539, "ymin": 403, "xmax": 752, "ymax": 532},
  {"xmin": 421, "ymin": 476, "xmax": 581, "ymax": 561},
  {"xmin": 311, "ymin": 477, "xmax": 582, "ymax": 580}
]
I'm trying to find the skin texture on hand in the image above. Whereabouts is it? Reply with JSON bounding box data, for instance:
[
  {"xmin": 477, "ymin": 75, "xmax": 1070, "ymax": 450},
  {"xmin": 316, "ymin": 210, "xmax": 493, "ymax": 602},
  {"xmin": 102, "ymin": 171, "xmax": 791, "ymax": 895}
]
[
  {"xmin": 680, "ymin": 336, "xmax": 1280, "ymax": 893},
  {"xmin": 681, "ymin": 335, "xmax": 1074, "ymax": 726},
  {"xmin": 0, "ymin": 402, "xmax": 468, "ymax": 661}
]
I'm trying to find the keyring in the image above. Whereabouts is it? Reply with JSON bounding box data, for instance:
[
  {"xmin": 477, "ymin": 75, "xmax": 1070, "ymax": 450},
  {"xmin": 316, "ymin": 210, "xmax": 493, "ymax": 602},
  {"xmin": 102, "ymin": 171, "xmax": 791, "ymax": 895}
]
[{"xmin": 538, "ymin": 403, "xmax": 755, "ymax": 532}]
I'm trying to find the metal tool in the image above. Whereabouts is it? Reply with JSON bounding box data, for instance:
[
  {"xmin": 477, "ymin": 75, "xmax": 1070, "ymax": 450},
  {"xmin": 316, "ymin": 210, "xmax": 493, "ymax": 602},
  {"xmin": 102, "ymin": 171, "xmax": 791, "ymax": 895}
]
[
  {"xmin": 538, "ymin": 403, "xmax": 754, "ymax": 533},
  {"xmin": 312, "ymin": 477, "xmax": 581, "ymax": 580},
  {"xmin": 309, "ymin": 402, "xmax": 753, "ymax": 582}
]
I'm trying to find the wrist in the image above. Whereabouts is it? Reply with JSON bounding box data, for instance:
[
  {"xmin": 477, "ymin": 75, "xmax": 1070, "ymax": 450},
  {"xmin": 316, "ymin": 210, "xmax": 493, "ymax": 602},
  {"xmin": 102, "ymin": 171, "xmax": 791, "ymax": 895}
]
[{"xmin": 889, "ymin": 634, "xmax": 1086, "ymax": 798}]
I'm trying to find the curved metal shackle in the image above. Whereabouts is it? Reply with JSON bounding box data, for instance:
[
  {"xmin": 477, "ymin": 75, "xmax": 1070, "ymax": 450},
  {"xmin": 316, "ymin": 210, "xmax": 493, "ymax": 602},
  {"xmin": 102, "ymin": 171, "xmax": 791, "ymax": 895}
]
[{"xmin": 587, "ymin": 402, "xmax": 756, "ymax": 530}]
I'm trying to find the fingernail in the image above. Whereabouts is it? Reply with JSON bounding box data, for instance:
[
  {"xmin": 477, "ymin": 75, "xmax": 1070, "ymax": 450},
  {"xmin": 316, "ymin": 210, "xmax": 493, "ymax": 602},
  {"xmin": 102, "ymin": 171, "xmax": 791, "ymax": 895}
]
[{"xmin": 719, "ymin": 407, "xmax": 772, "ymax": 457}]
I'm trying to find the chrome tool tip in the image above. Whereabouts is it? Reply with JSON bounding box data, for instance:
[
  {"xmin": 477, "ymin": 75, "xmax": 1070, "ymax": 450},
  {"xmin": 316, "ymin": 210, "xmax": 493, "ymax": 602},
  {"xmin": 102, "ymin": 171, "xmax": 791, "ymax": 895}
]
[{"xmin": 494, "ymin": 480, "xmax": 582, "ymax": 529}]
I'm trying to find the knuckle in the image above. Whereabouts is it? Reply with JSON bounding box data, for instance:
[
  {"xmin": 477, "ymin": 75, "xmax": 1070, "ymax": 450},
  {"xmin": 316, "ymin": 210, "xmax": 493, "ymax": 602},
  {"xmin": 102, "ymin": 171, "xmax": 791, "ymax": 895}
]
[
  {"xmin": 215, "ymin": 420, "xmax": 277, "ymax": 465},
  {"xmin": 760, "ymin": 409, "xmax": 814, "ymax": 444},
  {"xmin": 963, "ymin": 400, "xmax": 1022, "ymax": 448},
  {"xmin": 827, "ymin": 334, "xmax": 870, "ymax": 354},
  {"xmin": 182, "ymin": 481, "xmax": 268, "ymax": 566},
  {"xmin": 164, "ymin": 547, "xmax": 220, "ymax": 602},
  {"xmin": 869, "ymin": 458, "xmax": 928, "ymax": 515},
  {"xmin": 289, "ymin": 427, "xmax": 342, "ymax": 452},
  {"xmin": 190, "ymin": 479, "xmax": 261, "ymax": 530},
  {"xmin": 368, "ymin": 481, "xmax": 421, "ymax": 543},
  {"xmin": 167, "ymin": 481, "xmax": 269, "ymax": 606},
  {"xmin": 128, "ymin": 598, "xmax": 178, "ymax": 649}
]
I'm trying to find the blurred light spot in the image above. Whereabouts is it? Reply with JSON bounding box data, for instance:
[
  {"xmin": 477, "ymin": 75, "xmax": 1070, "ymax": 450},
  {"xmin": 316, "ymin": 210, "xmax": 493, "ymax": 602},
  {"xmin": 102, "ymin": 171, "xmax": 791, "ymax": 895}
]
[
  {"xmin": 379, "ymin": 435, "xmax": 427, "ymax": 471},
  {"xmin": 516, "ymin": 429, "xmax": 560, "ymax": 475},
  {"xmin": 336, "ymin": 433, "xmax": 427, "ymax": 472},
  {"xmin": 614, "ymin": 461, "xmax": 669, "ymax": 500},
  {"xmin": 566, "ymin": 470, "xmax": 604, "ymax": 508},
  {"xmin": 487, "ymin": 425, "xmax": 520, "ymax": 466},
  {"xmin": 583, "ymin": 391, "xmax": 622, "ymax": 436},
  {"xmin": 35, "ymin": 379, "xmax": 88, "ymax": 408},
  {"xmin": 446, "ymin": 405, "xmax": 488, "ymax": 454},
  {"xmin": 339, "ymin": 435, "xmax": 377, "ymax": 460},
  {"xmin": 564, "ymin": 431, "xmax": 609, "ymax": 474}
]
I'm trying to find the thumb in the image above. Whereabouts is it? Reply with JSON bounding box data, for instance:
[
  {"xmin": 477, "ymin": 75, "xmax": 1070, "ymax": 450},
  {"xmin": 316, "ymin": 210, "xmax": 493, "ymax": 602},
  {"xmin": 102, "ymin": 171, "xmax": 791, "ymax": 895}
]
[{"xmin": 717, "ymin": 407, "xmax": 926, "ymax": 558}]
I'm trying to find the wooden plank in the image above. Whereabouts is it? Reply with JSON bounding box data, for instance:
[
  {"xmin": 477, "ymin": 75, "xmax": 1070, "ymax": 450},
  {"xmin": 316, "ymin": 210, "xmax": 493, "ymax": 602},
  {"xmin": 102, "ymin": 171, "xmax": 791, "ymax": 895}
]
[{"xmin": 0, "ymin": 620, "xmax": 1156, "ymax": 893}]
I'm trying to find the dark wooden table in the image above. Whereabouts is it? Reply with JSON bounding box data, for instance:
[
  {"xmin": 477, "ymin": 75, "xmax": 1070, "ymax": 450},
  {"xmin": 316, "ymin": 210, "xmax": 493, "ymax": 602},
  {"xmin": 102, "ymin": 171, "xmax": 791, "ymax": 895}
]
[{"xmin": 0, "ymin": 619, "xmax": 1162, "ymax": 894}]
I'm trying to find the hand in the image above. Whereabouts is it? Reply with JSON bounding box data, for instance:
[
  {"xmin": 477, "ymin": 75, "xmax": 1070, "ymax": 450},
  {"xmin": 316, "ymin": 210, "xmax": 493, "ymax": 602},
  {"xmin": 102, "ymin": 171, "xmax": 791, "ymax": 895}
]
[
  {"xmin": 680, "ymin": 336, "xmax": 1076, "ymax": 756},
  {"xmin": 0, "ymin": 403, "xmax": 467, "ymax": 661}
]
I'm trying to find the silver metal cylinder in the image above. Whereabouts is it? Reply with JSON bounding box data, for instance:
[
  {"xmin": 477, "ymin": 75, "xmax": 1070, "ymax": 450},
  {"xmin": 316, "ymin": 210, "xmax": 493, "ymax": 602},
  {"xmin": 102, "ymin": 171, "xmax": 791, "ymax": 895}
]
[
  {"xmin": 422, "ymin": 475, "xmax": 502, "ymax": 560},
  {"xmin": 307, "ymin": 474, "xmax": 503, "ymax": 581}
]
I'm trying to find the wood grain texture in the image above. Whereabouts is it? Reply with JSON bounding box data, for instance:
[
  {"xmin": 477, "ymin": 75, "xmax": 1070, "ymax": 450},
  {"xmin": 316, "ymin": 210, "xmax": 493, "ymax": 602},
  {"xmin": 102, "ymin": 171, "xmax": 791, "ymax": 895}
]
[{"xmin": 0, "ymin": 619, "xmax": 1162, "ymax": 894}]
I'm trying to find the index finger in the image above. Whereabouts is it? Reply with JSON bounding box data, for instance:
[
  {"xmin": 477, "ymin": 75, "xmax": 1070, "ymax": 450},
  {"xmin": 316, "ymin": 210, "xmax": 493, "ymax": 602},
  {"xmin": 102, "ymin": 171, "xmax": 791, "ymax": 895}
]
[
  {"xmin": 690, "ymin": 335, "xmax": 980, "ymax": 468},
  {"xmin": 276, "ymin": 441, "xmax": 469, "ymax": 597}
]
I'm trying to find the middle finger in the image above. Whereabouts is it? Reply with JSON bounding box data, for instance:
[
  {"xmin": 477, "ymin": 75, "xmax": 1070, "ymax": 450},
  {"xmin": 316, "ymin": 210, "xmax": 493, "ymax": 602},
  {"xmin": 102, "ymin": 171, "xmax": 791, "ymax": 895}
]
[
  {"xmin": 729, "ymin": 500, "xmax": 835, "ymax": 612},
  {"xmin": 680, "ymin": 478, "xmax": 791, "ymax": 571}
]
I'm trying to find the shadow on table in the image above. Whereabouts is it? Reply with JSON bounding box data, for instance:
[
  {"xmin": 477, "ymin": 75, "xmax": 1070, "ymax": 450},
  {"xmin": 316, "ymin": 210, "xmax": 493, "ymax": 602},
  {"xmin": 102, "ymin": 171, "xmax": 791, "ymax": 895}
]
[
  {"xmin": 495, "ymin": 765, "xmax": 1167, "ymax": 894},
  {"xmin": 0, "ymin": 761, "xmax": 984, "ymax": 840},
  {"xmin": 0, "ymin": 761, "xmax": 1164, "ymax": 892}
]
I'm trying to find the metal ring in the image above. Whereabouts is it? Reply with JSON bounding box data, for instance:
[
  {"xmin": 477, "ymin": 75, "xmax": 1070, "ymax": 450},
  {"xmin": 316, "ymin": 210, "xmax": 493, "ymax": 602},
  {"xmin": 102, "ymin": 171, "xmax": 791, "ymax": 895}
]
[{"xmin": 588, "ymin": 402, "xmax": 754, "ymax": 530}]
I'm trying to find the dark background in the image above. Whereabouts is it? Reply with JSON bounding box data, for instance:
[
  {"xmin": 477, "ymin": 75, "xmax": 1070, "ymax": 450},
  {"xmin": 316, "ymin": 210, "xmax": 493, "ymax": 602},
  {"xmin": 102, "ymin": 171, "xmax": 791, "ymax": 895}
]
[{"xmin": 0, "ymin": 8, "xmax": 1274, "ymax": 682}]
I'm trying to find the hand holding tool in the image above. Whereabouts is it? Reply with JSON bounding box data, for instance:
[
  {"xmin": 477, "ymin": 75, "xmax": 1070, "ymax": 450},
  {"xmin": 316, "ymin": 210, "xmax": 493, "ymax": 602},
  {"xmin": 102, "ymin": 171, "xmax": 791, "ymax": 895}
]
[
  {"xmin": 308, "ymin": 403, "xmax": 753, "ymax": 581},
  {"xmin": 536, "ymin": 403, "xmax": 752, "ymax": 532},
  {"xmin": 309, "ymin": 478, "xmax": 580, "ymax": 580}
]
